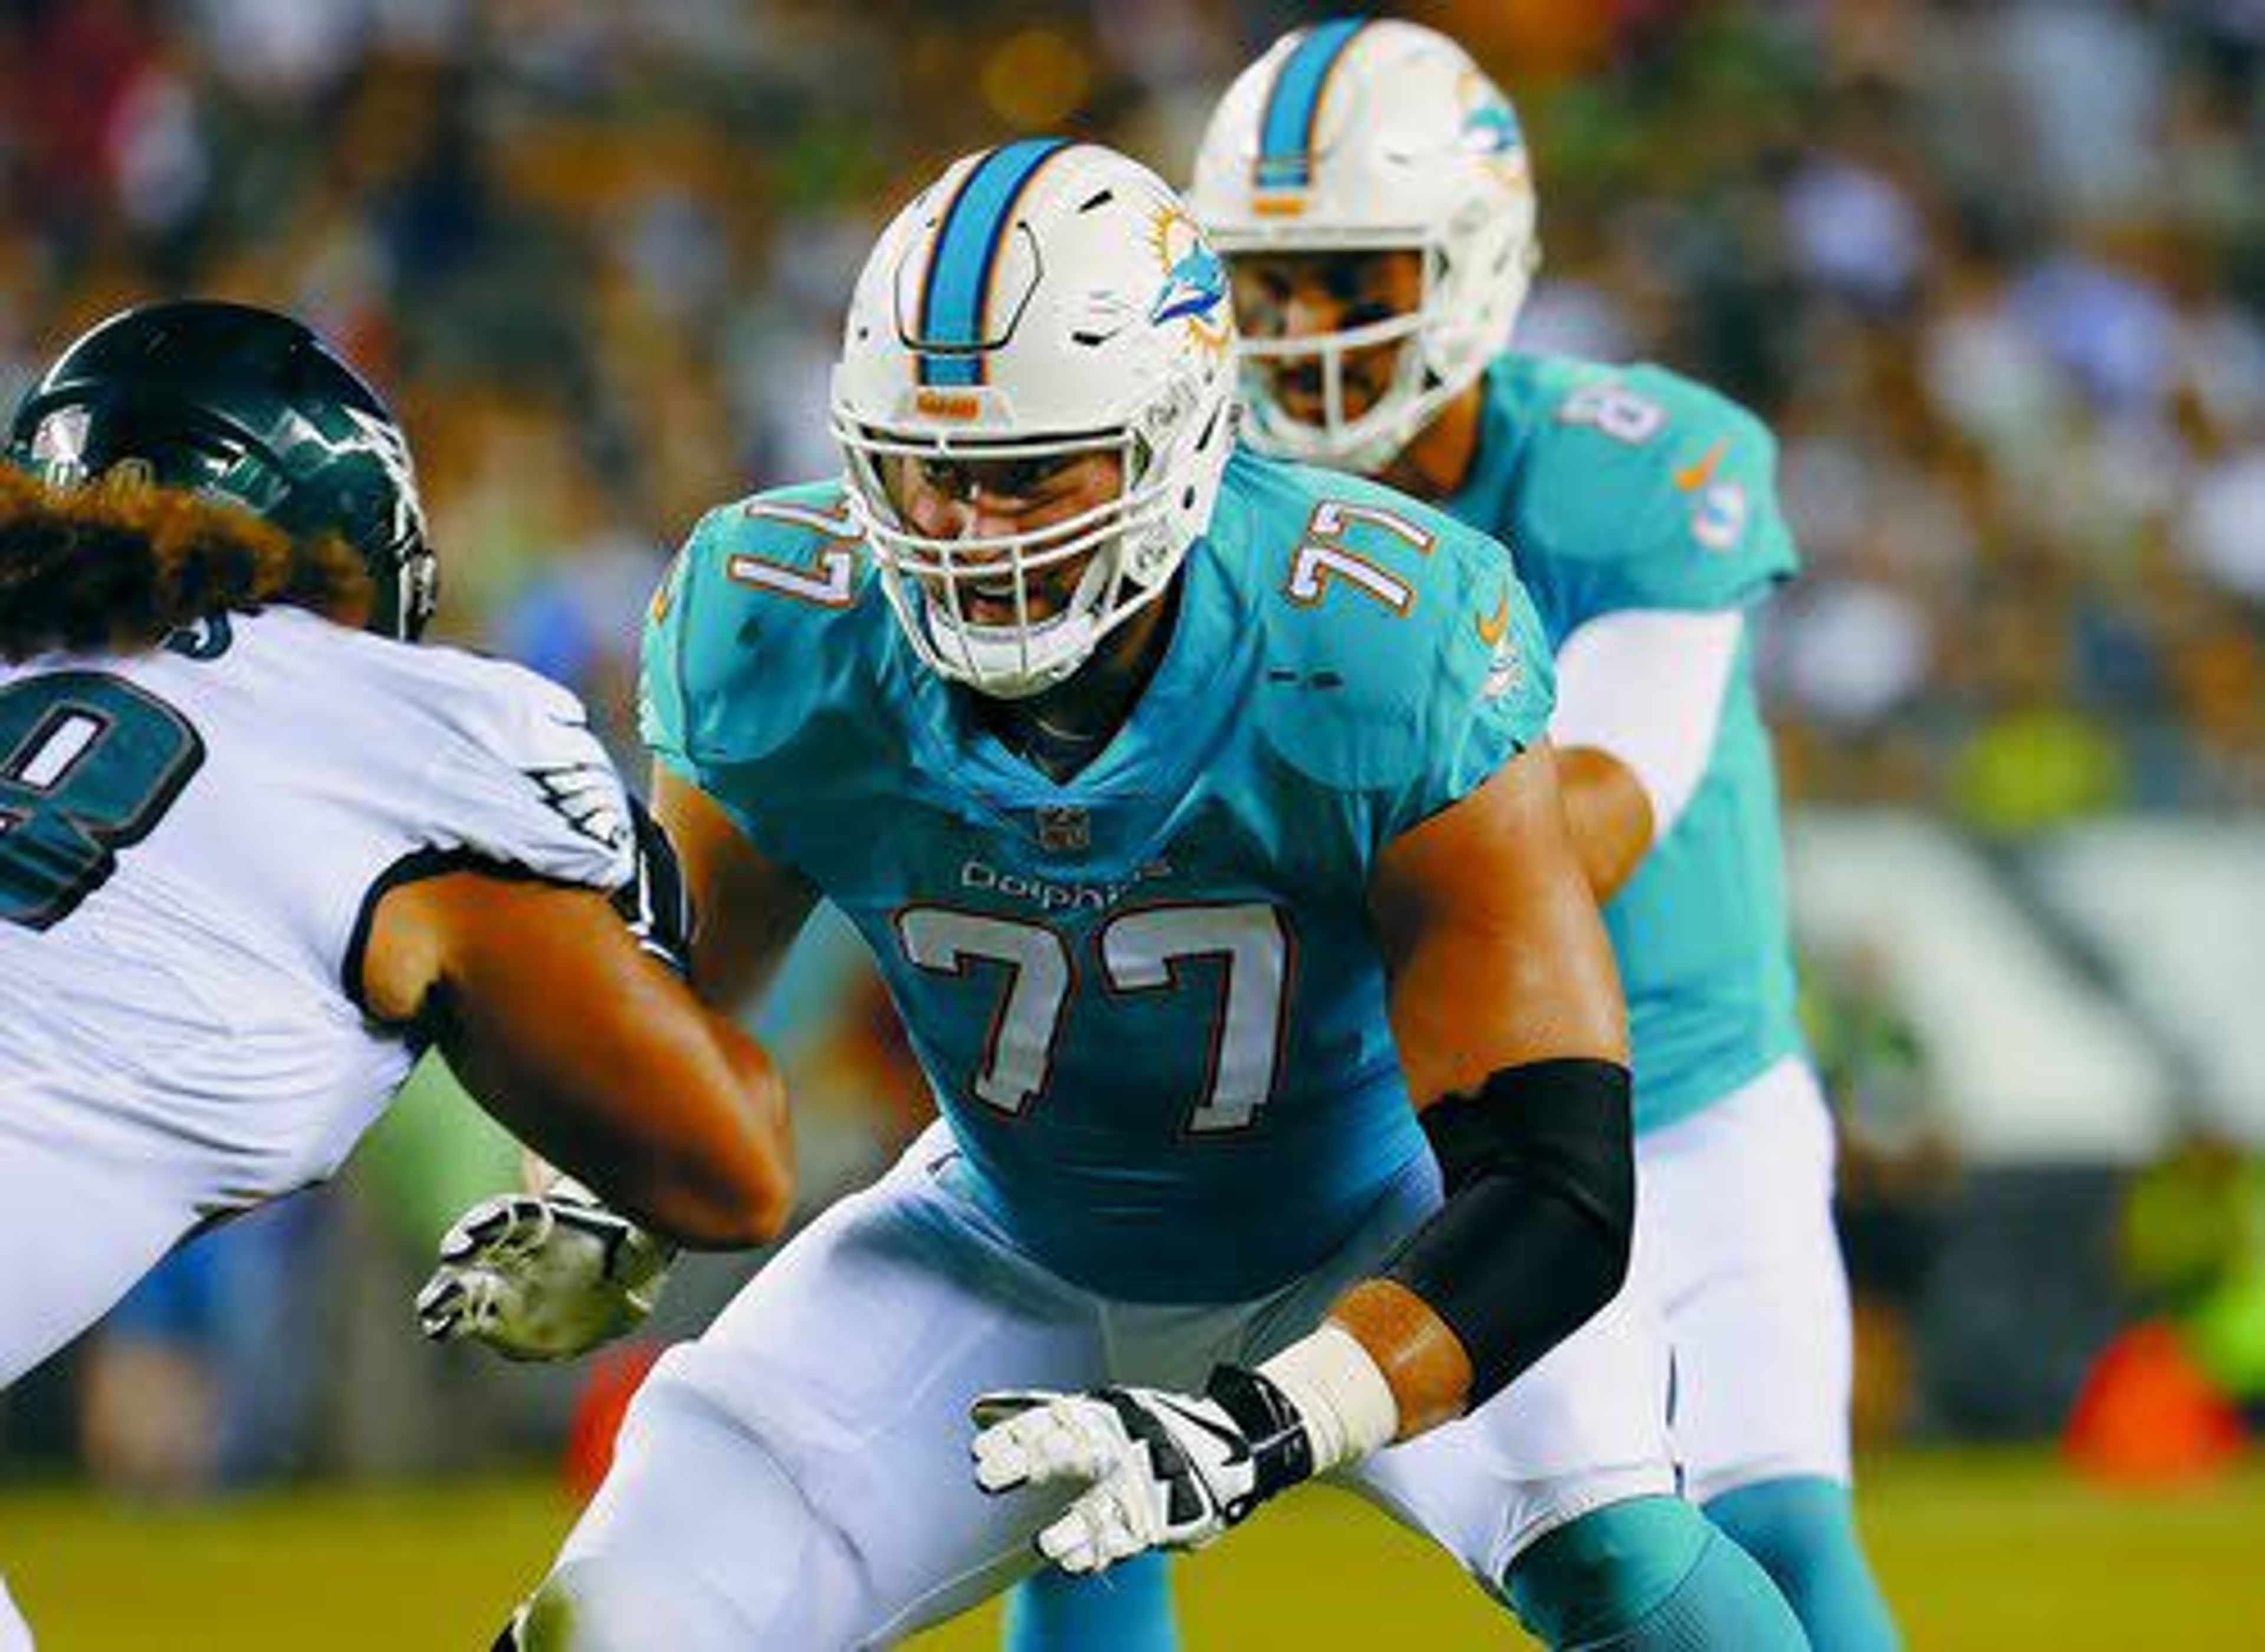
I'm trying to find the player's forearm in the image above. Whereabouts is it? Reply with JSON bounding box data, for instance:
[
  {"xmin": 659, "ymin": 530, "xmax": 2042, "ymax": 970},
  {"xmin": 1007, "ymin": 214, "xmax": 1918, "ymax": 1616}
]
[
  {"xmin": 448, "ymin": 991, "xmax": 793, "ymax": 1249},
  {"xmin": 1247, "ymin": 1272, "xmax": 1523, "ymax": 1472},
  {"xmin": 1258, "ymin": 1057, "xmax": 1637, "ymax": 1473},
  {"xmin": 1321, "ymin": 1279, "xmax": 1468, "ymax": 1438},
  {"xmin": 511, "ymin": 1021, "xmax": 787, "ymax": 1225},
  {"xmin": 415, "ymin": 882, "xmax": 795, "ymax": 1248}
]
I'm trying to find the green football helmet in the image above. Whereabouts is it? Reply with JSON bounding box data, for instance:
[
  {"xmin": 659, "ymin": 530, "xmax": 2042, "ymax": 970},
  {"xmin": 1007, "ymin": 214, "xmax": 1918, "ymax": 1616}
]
[{"xmin": 4, "ymin": 298, "xmax": 438, "ymax": 641}]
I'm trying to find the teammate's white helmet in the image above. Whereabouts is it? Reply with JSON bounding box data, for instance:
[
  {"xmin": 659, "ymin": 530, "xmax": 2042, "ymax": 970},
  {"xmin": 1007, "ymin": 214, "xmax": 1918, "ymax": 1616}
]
[
  {"xmin": 832, "ymin": 140, "xmax": 1237, "ymax": 699},
  {"xmin": 1188, "ymin": 19, "xmax": 1538, "ymax": 475}
]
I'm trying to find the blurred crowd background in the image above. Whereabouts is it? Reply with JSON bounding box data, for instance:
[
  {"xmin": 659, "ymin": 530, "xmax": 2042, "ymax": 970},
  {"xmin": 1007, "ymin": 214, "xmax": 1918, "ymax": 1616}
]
[
  {"xmin": 4, "ymin": 0, "xmax": 2259, "ymax": 818},
  {"xmin": 2, "ymin": 0, "xmax": 2261, "ymax": 1510}
]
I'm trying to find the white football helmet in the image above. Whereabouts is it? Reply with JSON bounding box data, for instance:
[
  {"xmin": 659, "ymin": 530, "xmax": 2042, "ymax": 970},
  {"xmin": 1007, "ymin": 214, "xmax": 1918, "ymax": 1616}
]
[
  {"xmin": 1188, "ymin": 19, "xmax": 1539, "ymax": 475},
  {"xmin": 832, "ymin": 140, "xmax": 1237, "ymax": 699}
]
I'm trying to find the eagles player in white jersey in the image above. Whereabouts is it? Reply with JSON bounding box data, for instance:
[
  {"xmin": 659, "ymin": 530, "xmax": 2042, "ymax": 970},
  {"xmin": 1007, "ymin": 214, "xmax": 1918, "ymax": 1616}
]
[{"xmin": 0, "ymin": 301, "xmax": 796, "ymax": 1649}]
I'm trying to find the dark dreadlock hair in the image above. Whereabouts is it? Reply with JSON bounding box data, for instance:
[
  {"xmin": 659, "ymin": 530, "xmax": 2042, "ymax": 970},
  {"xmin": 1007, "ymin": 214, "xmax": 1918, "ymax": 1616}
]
[{"xmin": 0, "ymin": 465, "xmax": 371, "ymax": 662}]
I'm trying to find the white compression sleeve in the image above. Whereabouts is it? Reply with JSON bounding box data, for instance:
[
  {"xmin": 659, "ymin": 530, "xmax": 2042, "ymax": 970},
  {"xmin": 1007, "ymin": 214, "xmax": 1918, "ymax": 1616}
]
[{"xmin": 1547, "ymin": 607, "xmax": 1743, "ymax": 839}]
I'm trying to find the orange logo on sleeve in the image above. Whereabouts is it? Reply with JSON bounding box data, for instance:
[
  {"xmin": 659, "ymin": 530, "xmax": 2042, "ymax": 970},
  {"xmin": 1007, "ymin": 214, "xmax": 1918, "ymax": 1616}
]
[
  {"xmin": 1674, "ymin": 438, "xmax": 1729, "ymax": 492},
  {"xmin": 648, "ymin": 553, "xmax": 682, "ymax": 622},
  {"xmin": 1475, "ymin": 587, "xmax": 1511, "ymax": 646}
]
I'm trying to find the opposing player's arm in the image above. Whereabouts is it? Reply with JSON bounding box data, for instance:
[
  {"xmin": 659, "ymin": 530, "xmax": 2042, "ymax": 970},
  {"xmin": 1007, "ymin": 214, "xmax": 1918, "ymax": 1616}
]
[
  {"xmin": 359, "ymin": 865, "xmax": 793, "ymax": 1250},
  {"xmin": 408, "ymin": 491, "xmax": 830, "ymax": 1358},
  {"xmin": 1551, "ymin": 607, "xmax": 1744, "ymax": 898}
]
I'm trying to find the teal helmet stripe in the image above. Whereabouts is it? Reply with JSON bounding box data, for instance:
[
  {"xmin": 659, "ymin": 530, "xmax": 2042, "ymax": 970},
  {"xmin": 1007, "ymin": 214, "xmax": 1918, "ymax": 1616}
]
[
  {"xmin": 916, "ymin": 138, "xmax": 1075, "ymax": 388},
  {"xmin": 1255, "ymin": 18, "xmax": 1370, "ymax": 191}
]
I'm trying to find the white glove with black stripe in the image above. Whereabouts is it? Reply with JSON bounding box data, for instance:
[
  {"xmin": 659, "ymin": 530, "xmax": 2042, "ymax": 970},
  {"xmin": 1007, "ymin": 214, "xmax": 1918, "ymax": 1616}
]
[
  {"xmin": 415, "ymin": 1178, "xmax": 675, "ymax": 1362},
  {"xmin": 970, "ymin": 1365, "xmax": 1321, "ymax": 1575},
  {"xmin": 970, "ymin": 1325, "xmax": 1402, "ymax": 1575}
]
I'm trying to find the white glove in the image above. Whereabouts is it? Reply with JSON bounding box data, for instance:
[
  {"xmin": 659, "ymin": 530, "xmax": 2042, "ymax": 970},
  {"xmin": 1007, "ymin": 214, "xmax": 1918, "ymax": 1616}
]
[
  {"xmin": 969, "ymin": 1365, "xmax": 1317, "ymax": 1575},
  {"xmin": 415, "ymin": 1180, "xmax": 675, "ymax": 1362}
]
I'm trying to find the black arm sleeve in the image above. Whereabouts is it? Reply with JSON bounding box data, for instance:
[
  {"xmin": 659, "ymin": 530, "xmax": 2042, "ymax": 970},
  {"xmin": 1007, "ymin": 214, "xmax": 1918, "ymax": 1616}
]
[{"xmin": 1380, "ymin": 1058, "xmax": 1635, "ymax": 1407}]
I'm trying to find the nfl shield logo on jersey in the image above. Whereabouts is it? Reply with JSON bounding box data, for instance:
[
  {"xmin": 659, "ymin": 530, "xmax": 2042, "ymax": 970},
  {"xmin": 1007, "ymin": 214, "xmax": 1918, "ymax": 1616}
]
[{"xmin": 1035, "ymin": 805, "xmax": 1091, "ymax": 855}]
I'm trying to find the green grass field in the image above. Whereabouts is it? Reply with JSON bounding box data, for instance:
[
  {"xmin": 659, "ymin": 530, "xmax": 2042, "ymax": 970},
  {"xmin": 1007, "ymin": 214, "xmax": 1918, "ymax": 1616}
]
[{"xmin": 6, "ymin": 1451, "xmax": 2261, "ymax": 1648}]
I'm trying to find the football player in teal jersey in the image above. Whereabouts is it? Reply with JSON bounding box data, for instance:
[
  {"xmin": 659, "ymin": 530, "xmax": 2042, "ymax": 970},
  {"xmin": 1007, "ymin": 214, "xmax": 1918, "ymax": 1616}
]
[
  {"xmin": 1002, "ymin": 18, "xmax": 1896, "ymax": 1652},
  {"xmin": 456, "ymin": 141, "xmax": 1804, "ymax": 1651}
]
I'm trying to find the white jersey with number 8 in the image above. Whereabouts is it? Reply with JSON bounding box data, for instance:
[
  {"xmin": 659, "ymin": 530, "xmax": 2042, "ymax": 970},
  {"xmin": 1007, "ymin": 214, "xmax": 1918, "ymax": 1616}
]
[{"xmin": 0, "ymin": 606, "xmax": 633, "ymax": 1386}]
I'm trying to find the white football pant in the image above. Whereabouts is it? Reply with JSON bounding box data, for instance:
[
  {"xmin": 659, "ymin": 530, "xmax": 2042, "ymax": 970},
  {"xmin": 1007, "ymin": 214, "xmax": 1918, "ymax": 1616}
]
[
  {"xmin": 537, "ymin": 1120, "xmax": 1675, "ymax": 1648},
  {"xmin": 1634, "ymin": 1056, "xmax": 1855, "ymax": 1503}
]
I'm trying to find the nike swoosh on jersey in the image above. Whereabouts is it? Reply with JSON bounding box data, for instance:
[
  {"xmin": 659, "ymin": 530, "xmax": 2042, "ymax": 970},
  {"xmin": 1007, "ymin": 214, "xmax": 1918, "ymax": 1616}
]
[
  {"xmin": 1673, "ymin": 438, "xmax": 1729, "ymax": 492},
  {"xmin": 1475, "ymin": 589, "xmax": 1511, "ymax": 647}
]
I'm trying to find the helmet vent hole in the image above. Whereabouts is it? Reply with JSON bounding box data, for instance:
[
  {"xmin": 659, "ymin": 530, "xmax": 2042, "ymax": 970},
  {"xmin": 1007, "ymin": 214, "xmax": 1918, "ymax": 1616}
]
[
  {"xmin": 1181, "ymin": 485, "xmax": 1196, "ymax": 510},
  {"xmin": 1078, "ymin": 189, "xmax": 1115, "ymax": 214},
  {"xmin": 1071, "ymin": 330, "xmax": 1109, "ymax": 348}
]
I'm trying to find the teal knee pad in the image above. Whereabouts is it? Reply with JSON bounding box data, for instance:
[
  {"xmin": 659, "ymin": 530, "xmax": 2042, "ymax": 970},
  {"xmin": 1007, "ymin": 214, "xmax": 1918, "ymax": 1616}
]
[
  {"xmin": 1706, "ymin": 1477, "xmax": 1899, "ymax": 1652},
  {"xmin": 1002, "ymin": 1554, "xmax": 1179, "ymax": 1652},
  {"xmin": 1505, "ymin": 1496, "xmax": 1806, "ymax": 1650}
]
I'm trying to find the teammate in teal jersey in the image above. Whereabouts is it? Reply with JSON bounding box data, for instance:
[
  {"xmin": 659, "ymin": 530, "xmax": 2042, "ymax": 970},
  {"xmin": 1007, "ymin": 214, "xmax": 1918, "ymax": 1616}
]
[
  {"xmin": 451, "ymin": 141, "xmax": 1803, "ymax": 1651},
  {"xmin": 1002, "ymin": 19, "xmax": 1896, "ymax": 1652}
]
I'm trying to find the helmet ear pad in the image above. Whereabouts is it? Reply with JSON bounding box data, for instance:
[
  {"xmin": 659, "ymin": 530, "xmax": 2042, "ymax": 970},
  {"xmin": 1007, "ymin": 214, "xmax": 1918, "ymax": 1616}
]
[{"xmin": 6, "ymin": 298, "xmax": 438, "ymax": 642}]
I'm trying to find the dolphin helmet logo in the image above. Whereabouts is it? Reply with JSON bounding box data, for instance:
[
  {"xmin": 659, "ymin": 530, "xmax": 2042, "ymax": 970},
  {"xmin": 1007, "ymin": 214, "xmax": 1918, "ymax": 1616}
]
[
  {"xmin": 1462, "ymin": 96, "xmax": 1522, "ymax": 155},
  {"xmin": 1147, "ymin": 205, "xmax": 1232, "ymax": 356},
  {"xmin": 1153, "ymin": 241, "xmax": 1227, "ymax": 327},
  {"xmin": 1456, "ymin": 73, "xmax": 1528, "ymax": 182}
]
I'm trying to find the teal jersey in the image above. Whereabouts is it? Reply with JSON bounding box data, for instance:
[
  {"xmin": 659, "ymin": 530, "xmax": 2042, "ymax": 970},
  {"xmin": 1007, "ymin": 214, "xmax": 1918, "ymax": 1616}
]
[
  {"xmin": 642, "ymin": 450, "xmax": 1552, "ymax": 1300},
  {"xmin": 1443, "ymin": 354, "xmax": 1804, "ymax": 1133}
]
